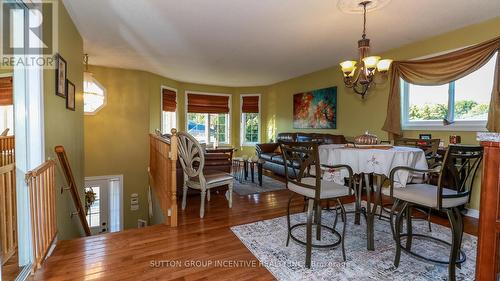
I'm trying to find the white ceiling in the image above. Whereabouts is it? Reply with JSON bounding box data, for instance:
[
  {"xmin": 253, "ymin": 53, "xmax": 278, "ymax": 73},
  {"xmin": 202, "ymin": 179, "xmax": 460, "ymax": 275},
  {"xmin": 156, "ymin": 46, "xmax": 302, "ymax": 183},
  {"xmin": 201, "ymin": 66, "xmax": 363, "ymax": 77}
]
[{"xmin": 63, "ymin": 0, "xmax": 500, "ymax": 87}]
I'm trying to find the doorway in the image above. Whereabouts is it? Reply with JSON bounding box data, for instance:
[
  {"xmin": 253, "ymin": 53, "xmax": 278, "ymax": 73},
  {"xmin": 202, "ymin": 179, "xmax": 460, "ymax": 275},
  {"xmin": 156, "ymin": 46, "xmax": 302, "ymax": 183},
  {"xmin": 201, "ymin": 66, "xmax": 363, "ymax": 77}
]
[{"xmin": 84, "ymin": 176, "xmax": 123, "ymax": 235}]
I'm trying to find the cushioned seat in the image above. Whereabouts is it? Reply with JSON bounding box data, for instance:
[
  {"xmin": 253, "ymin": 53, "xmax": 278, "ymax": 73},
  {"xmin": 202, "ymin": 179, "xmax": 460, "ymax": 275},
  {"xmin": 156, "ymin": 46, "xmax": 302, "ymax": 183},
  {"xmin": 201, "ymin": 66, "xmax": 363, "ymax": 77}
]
[
  {"xmin": 288, "ymin": 177, "xmax": 351, "ymax": 199},
  {"xmin": 188, "ymin": 171, "xmax": 233, "ymax": 189},
  {"xmin": 381, "ymin": 183, "xmax": 468, "ymax": 208}
]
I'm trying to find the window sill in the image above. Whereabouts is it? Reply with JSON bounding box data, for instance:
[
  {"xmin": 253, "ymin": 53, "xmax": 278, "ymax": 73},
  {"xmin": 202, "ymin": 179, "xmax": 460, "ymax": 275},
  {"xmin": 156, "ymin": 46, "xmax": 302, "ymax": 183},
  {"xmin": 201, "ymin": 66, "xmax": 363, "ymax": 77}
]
[
  {"xmin": 241, "ymin": 142, "xmax": 259, "ymax": 147},
  {"xmin": 403, "ymin": 120, "xmax": 487, "ymax": 132}
]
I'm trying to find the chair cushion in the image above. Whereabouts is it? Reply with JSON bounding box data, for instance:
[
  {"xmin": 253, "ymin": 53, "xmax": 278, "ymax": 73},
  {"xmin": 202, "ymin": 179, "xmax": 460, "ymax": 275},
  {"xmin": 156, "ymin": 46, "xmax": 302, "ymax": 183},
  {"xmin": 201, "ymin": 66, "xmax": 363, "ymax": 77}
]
[
  {"xmin": 288, "ymin": 177, "xmax": 351, "ymax": 199},
  {"xmin": 187, "ymin": 171, "xmax": 233, "ymax": 189},
  {"xmin": 381, "ymin": 183, "xmax": 468, "ymax": 208}
]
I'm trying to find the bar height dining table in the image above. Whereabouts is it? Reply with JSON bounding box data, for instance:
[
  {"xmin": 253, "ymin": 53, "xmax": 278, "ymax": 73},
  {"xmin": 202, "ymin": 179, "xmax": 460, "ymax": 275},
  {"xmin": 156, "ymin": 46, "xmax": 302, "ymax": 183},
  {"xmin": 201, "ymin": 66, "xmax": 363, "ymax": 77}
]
[{"xmin": 319, "ymin": 144, "xmax": 428, "ymax": 250}]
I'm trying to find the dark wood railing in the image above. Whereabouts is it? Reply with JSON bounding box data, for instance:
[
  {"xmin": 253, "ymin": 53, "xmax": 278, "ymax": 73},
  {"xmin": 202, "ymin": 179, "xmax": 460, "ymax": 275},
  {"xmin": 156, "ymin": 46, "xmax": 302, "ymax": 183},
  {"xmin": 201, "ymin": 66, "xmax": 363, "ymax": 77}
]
[{"xmin": 55, "ymin": 146, "xmax": 91, "ymax": 236}]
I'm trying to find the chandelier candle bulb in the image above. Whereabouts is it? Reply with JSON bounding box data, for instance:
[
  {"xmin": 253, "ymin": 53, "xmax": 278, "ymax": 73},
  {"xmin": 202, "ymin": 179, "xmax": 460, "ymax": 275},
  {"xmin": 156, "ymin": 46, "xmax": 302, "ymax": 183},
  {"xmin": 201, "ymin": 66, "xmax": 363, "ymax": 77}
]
[{"xmin": 376, "ymin": 59, "xmax": 393, "ymax": 72}]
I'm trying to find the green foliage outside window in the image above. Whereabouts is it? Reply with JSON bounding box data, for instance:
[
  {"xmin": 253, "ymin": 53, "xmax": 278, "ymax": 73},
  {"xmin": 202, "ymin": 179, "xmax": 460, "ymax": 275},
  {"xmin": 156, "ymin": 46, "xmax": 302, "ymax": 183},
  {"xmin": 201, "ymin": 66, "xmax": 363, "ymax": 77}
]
[
  {"xmin": 409, "ymin": 100, "xmax": 488, "ymax": 121},
  {"xmin": 244, "ymin": 113, "xmax": 259, "ymax": 143}
]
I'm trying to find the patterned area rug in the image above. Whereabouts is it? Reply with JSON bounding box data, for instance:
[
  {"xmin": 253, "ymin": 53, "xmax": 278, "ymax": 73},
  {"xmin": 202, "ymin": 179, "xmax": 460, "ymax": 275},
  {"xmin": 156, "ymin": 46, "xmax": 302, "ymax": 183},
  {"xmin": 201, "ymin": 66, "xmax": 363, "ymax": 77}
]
[
  {"xmin": 232, "ymin": 175, "xmax": 286, "ymax": 196},
  {"xmin": 231, "ymin": 203, "xmax": 476, "ymax": 280}
]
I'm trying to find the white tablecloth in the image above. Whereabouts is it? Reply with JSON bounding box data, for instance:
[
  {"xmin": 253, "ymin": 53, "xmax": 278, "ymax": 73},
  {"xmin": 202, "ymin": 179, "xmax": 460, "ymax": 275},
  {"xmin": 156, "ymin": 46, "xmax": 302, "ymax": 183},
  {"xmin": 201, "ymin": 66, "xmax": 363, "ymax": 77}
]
[{"xmin": 318, "ymin": 145, "xmax": 428, "ymax": 187}]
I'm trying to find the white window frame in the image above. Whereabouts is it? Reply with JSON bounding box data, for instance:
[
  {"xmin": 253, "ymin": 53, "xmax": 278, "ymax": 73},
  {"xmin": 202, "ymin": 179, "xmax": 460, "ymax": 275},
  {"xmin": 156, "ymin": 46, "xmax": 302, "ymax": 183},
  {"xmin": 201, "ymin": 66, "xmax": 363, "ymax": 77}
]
[
  {"xmin": 185, "ymin": 91, "xmax": 231, "ymax": 145},
  {"xmin": 240, "ymin": 93, "xmax": 261, "ymax": 146},
  {"xmin": 160, "ymin": 85, "xmax": 177, "ymax": 134},
  {"xmin": 401, "ymin": 79, "xmax": 489, "ymax": 132}
]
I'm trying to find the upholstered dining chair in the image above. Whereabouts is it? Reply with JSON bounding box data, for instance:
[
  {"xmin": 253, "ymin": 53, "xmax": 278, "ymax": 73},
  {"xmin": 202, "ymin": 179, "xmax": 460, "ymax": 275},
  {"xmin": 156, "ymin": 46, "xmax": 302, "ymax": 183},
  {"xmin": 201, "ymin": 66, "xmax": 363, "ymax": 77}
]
[
  {"xmin": 379, "ymin": 137, "xmax": 441, "ymax": 231},
  {"xmin": 386, "ymin": 145, "xmax": 483, "ymax": 281},
  {"xmin": 177, "ymin": 132, "xmax": 234, "ymax": 218},
  {"xmin": 280, "ymin": 141, "xmax": 354, "ymax": 268},
  {"xmin": 394, "ymin": 137, "xmax": 441, "ymax": 164}
]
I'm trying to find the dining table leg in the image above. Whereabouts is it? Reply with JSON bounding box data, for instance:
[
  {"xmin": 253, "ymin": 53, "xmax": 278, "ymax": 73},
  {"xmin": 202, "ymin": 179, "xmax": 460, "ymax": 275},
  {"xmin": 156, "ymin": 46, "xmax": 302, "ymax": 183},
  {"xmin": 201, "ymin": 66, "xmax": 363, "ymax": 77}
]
[
  {"xmin": 354, "ymin": 175, "xmax": 362, "ymax": 225},
  {"xmin": 364, "ymin": 173, "xmax": 375, "ymax": 251}
]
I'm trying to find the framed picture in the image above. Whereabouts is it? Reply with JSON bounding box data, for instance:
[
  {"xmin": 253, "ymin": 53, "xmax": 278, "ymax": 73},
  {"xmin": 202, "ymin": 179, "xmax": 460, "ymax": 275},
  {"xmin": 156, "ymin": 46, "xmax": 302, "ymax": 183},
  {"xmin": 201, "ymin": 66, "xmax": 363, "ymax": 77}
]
[
  {"xmin": 293, "ymin": 86, "xmax": 337, "ymax": 129},
  {"xmin": 66, "ymin": 80, "xmax": 75, "ymax": 111},
  {"xmin": 419, "ymin": 133, "xmax": 432, "ymax": 140},
  {"xmin": 56, "ymin": 54, "xmax": 67, "ymax": 97}
]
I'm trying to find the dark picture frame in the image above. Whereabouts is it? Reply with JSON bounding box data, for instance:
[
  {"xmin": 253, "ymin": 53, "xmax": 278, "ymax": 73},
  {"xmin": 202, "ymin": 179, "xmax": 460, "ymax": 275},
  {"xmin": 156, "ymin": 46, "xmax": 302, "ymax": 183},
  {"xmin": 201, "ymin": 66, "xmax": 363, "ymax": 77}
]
[
  {"xmin": 66, "ymin": 80, "xmax": 75, "ymax": 111},
  {"xmin": 56, "ymin": 54, "xmax": 67, "ymax": 98},
  {"xmin": 419, "ymin": 133, "xmax": 432, "ymax": 140}
]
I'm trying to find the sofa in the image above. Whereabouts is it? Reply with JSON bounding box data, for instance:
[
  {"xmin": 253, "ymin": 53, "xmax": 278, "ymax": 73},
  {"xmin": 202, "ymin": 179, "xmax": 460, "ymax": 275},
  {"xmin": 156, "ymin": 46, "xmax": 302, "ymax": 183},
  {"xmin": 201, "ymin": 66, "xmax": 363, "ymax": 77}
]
[{"xmin": 256, "ymin": 132, "xmax": 347, "ymax": 176}]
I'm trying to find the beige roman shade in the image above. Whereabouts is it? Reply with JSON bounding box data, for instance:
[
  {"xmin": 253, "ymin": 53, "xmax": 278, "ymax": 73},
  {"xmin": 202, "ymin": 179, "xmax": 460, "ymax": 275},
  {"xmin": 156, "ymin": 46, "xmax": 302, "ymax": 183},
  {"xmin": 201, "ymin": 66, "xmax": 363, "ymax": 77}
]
[
  {"xmin": 187, "ymin": 93, "xmax": 229, "ymax": 114},
  {"xmin": 0, "ymin": 77, "xmax": 13, "ymax": 106},
  {"xmin": 242, "ymin": 96, "xmax": 259, "ymax": 113},
  {"xmin": 382, "ymin": 36, "xmax": 500, "ymax": 135},
  {"xmin": 162, "ymin": 88, "xmax": 177, "ymax": 112}
]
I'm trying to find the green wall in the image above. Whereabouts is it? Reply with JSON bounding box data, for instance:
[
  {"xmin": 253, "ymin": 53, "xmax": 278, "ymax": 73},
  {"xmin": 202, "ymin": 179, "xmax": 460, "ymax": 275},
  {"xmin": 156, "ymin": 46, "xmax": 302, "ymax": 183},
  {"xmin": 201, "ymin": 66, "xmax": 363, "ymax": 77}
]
[
  {"xmin": 261, "ymin": 17, "xmax": 500, "ymax": 211},
  {"xmin": 44, "ymin": 1, "xmax": 85, "ymax": 239}
]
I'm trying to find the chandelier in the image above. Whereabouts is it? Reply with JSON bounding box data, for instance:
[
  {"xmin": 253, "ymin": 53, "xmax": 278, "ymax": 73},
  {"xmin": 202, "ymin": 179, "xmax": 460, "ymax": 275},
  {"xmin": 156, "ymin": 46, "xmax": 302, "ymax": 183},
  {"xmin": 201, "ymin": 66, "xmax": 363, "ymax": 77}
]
[{"xmin": 339, "ymin": 1, "xmax": 392, "ymax": 99}]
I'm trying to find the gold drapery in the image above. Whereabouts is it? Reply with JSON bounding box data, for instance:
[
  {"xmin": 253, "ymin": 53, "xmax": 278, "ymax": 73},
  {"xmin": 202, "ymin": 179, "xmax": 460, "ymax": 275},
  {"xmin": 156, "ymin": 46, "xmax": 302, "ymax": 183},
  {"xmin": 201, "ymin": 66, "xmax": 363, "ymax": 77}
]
[{"xmin": 382, "ymin": 37, "xmax": 500, "ymax": 135}]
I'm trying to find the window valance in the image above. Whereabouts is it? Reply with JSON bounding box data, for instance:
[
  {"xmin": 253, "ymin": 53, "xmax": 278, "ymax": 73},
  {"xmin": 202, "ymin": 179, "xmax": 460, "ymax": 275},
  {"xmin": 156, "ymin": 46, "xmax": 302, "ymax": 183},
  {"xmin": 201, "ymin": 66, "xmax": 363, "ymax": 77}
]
[
  {"xmin": 241, "ymin": 96, "xmax": 259, "ymax": 113},
  {"xmin": 187, "ymin": 93, "xmax": 229, "ymax": 114},
  {"xmin": 383, "ymin": 36, "xmax": 500, "ymax": 135},
  {"xmin": 0, "ymin": 77, "xmax": 13, "ymax": 106},
  {"xmin": 162, "ymin": 88, "xmax": 177, "ymax": 112}
]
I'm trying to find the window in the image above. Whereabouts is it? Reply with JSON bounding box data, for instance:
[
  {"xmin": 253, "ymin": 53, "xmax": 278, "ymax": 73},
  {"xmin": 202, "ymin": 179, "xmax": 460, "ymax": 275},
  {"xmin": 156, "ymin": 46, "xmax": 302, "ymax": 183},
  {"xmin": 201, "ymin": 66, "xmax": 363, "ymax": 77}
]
[
  {"xmin": 187, "ymin": 113, "xmax": 229, "ymax": 144},
  {"xmin": 186, "ymin": 92, "xmax": 231, "ymax": 144},
  {"xmin": 161, "ymin": 87, "xmax": 177, "ymax": 134},
  {"xmin": 402, "ymin": 53, "xmax": 496, "ymax": 130},
  {"xmin": 85, "ymin": 186, "xmax": 101, "ymax": 228},
  {"xmin": 240, "ymin": 94, "xmax": 260, "ymax": 145},
  {"xmin": 84, "ymin": 72, "xmax": 106, "ymax": 114}
]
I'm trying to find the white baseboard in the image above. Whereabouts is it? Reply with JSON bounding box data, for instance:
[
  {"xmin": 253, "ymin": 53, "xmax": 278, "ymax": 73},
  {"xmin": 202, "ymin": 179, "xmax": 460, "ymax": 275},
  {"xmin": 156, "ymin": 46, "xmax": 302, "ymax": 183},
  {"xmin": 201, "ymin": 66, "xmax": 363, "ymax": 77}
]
[{"xmin": 464, "ymin": 208, "xmax": 479, "ymax": 219}]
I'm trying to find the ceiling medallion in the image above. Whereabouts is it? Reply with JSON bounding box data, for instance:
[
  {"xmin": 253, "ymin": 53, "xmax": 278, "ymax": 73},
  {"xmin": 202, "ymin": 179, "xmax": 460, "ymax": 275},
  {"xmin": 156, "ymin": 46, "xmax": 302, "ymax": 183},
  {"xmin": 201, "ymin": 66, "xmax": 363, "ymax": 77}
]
[{"xmin": 339, "ymin": 1, "xmax": 392, "ymax": 99}]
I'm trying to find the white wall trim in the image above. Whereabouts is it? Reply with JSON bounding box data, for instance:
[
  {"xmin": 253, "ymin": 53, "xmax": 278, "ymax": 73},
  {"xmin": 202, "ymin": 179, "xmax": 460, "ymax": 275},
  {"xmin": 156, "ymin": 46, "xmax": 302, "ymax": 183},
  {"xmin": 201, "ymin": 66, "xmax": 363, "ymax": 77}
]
[
  {"xmin": 184, "ymin": 91, "xmax": 232, "ymax": 145},
  {"xmin": 240, "ymin": 93, "xmax": 261, "ymax": 147}
]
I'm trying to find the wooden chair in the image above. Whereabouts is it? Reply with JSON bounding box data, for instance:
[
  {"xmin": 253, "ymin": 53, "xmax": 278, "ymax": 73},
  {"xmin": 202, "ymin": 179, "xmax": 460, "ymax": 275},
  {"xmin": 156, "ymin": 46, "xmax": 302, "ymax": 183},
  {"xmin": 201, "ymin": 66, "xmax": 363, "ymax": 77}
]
[
  {"xmin": 280, "ymin": 141, "xmax": 354, "ymax": 268},
  {"xmin": 177, "ymin": 132, "xmax": 234, "ymax": 218},
  {"xmin": 394, "ymin": 137, "xmax": 440, "ymax": 164},
  {"xmin": 386, "ymin": 145, "xmax": 483, "ymax": 281}
]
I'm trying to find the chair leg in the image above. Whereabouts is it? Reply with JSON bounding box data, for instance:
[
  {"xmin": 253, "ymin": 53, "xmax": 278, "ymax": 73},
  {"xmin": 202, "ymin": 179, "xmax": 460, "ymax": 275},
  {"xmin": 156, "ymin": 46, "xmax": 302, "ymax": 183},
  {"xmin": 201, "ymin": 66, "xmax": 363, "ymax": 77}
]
[
  {"xmin": 181, "ymin": 186, "xmax": 188, "ymax": 210},
  {"xmin": 315, "ymin": 200, "xmax": 322, "ymax": 241},
  {"xmin": 200, "ymin": 190, "xmax": 206, "ymax": 218},
  {"xmin": 447, "ymin": 208, "xmax": 460, "ymax": 281},
  {"xmin": 228, "ymin": 182, "xmax": 233, "ymax": 208},
  {"xmin": 389, "ymin": 199, "xmax": 401, "ymax": 239},
  {"xmin": 286, "ymin": 194, "xmax": 293, "ymax": 247},
  {"xmin": 405, "ymin": 205, "xmax": 413, "ymax": 251},
  {"xmin": 427, "ymin": 208, "xmax": 432, "ymax": 232},
  {"xmin": 394, "ymin": 202, "xmax": 408, "ymax": 267},
  {"xmin": 305, "ymin": 198, "xmax": 314, "ymax": 268},
  {"xmin": 454, "ymin": 207, "xmax": 464, "ymax": 269},
  {"xmin": 207, "ymin": 189, "xmax": 211, "ymax": 202},
  {"xmin": 337, "ymin": 198, "xmax": 347, "ymax": 262}
]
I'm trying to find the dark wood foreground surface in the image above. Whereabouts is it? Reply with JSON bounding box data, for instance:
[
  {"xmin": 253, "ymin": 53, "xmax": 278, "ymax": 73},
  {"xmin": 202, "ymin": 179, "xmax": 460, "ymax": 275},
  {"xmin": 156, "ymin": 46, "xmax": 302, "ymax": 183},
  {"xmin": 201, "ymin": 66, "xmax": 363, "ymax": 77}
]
[{"xmin": 31, "ymin": 174, "xmax": 478, "ymax": 281}]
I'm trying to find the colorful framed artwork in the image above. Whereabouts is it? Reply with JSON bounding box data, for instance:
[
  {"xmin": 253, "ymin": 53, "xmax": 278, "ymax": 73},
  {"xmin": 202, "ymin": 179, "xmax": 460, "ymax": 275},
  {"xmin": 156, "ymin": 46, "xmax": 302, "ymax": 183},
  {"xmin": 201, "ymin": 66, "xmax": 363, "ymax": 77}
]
[
  {"xmin": 56, "ymin": 54, "xmax": 67, "ymax": 98},
  {"xmin": 66, "ymin": 80, "xmax": 75, "ymax": 111},
  {"xmin": 293, "ymin": 86, "xmax": 337, "ymax": 129}
]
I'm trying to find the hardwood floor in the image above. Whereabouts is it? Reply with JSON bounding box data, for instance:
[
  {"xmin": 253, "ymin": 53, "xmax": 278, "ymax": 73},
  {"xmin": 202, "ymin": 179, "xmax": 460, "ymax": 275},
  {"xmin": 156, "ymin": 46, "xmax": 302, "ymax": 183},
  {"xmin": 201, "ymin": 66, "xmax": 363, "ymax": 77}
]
[
  {"xmin": 32, "ymin": 175, "xmax": 478, "ymax": 281},
  {"xmin": 2, "ymin": 249, "xmax": 22, "ymax": 281}
]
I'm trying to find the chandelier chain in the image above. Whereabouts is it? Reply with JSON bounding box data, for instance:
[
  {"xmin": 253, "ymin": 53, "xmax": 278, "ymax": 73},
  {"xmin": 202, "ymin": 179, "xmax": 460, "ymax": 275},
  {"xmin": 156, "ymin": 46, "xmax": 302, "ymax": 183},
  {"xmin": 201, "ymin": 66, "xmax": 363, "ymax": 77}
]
[{"xmin": 362, "ymin": 2, "xmax": 367, "ymax": 39}]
